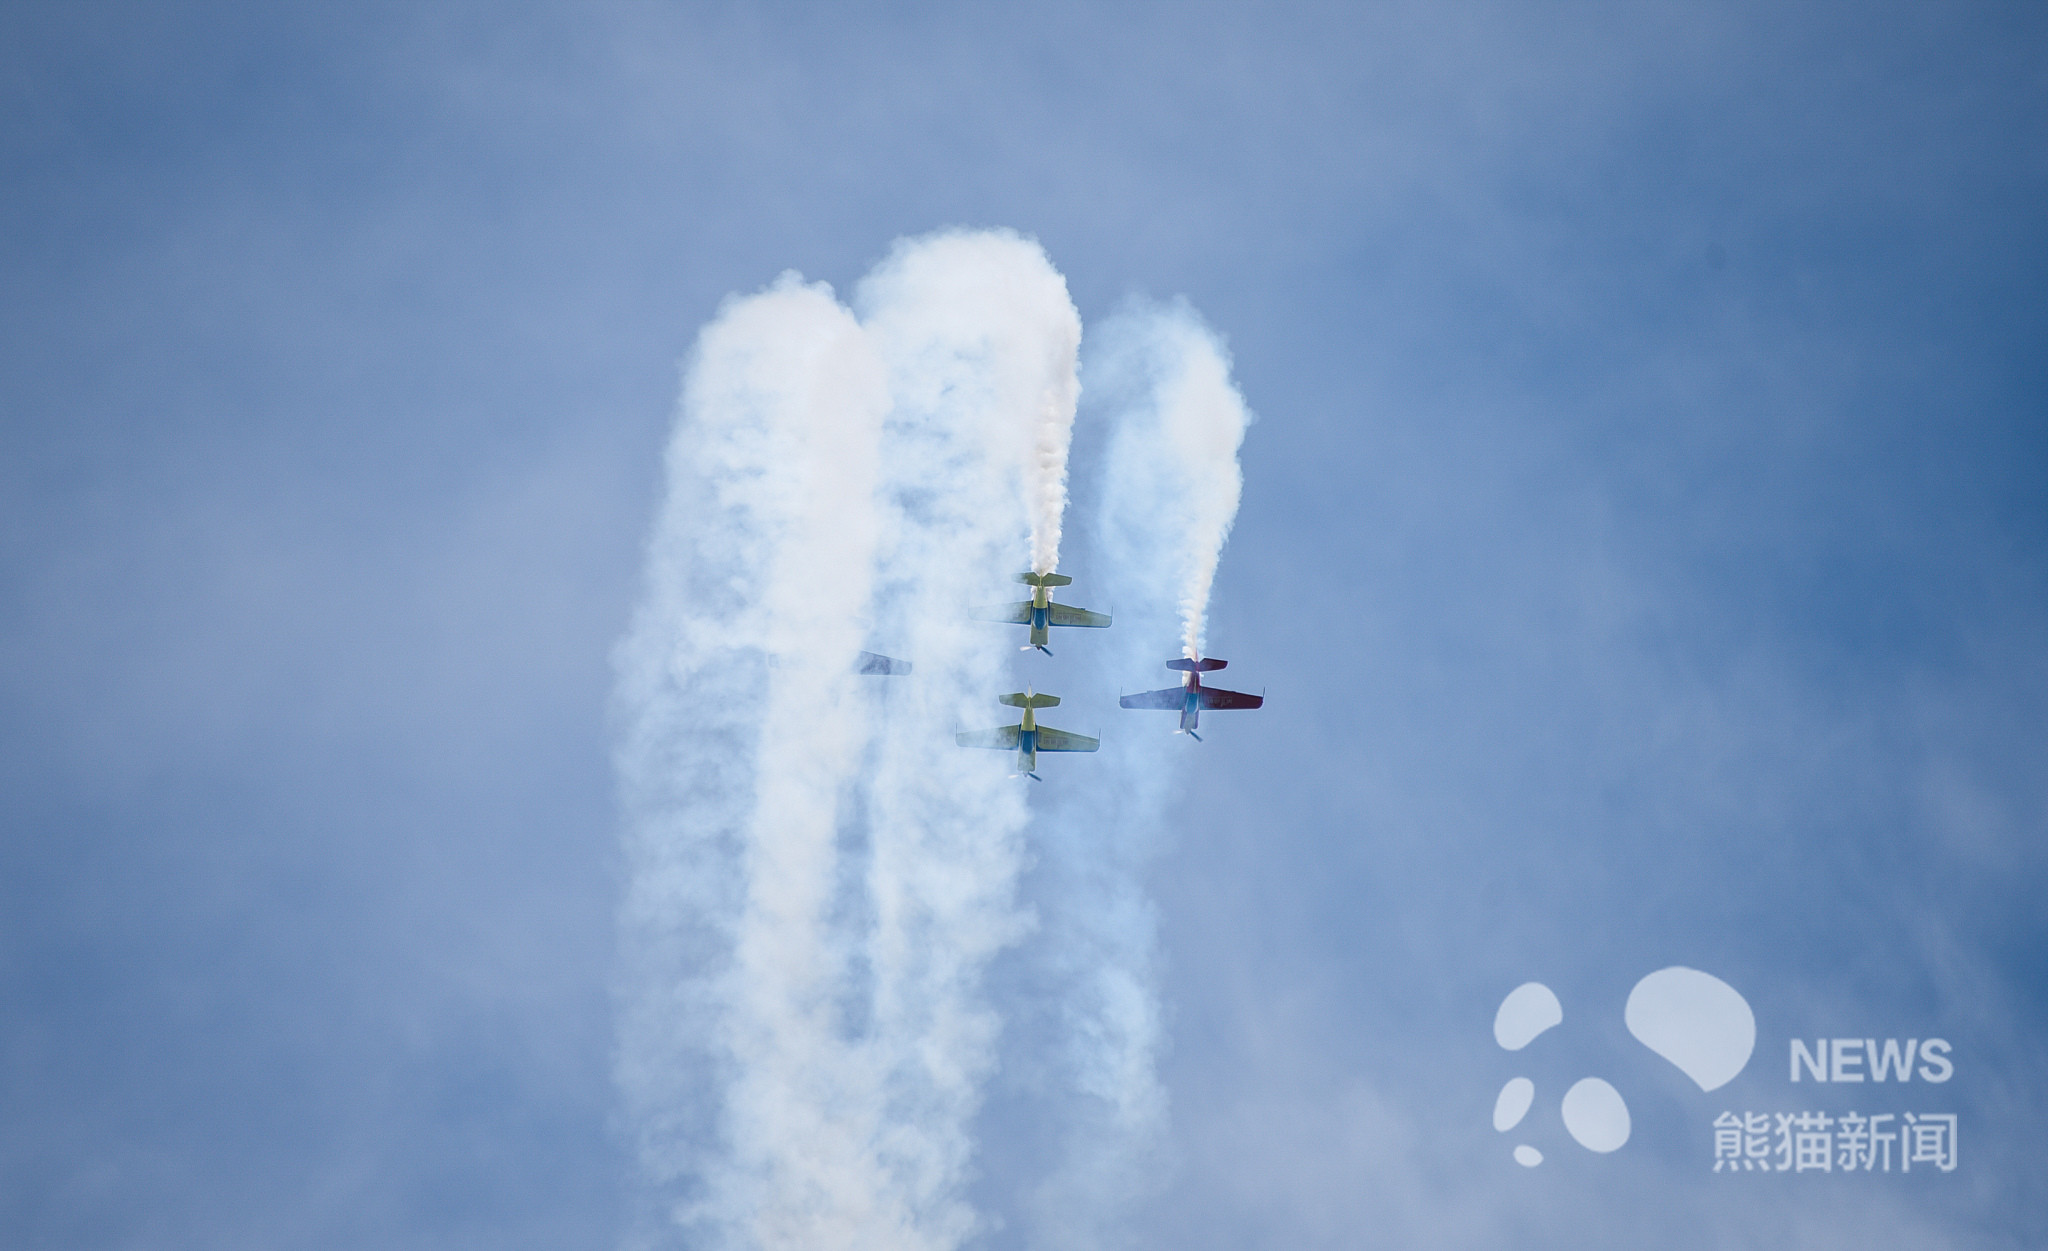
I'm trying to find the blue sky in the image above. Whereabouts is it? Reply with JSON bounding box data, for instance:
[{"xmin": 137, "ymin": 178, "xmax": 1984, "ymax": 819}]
[{"xmin": 2, "ymin": 3, "xmax": 2042, "ymax": 1247}]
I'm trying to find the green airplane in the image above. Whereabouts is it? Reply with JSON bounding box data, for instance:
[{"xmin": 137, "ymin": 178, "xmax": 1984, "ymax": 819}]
[
  {"xmin": 976, "ymin": 572, "xmax": 1111, "ymax": 654},
  {"xmin": 955, "ymin": 688, "xmax": 1099, "ymax": 780}
]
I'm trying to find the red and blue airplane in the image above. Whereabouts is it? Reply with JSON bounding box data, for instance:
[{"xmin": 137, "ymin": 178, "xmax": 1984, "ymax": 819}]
[{"xmin": 1119, "ymin": 656, "xmax": 1263, "ymax": 740}]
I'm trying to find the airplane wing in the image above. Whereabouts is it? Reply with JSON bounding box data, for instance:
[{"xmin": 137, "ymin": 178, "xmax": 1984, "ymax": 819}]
[
  {"xmin": 973, "ymin": 601, "xmax": 1035, "ymax": 624},
  {"xmin": 956, "ymin": 725, "xmax": 1022, "ymax": 750},
  {"xmin": 1119, "ymin": 687, "xmax": 1183, "ymax": 710},
  {"xmin": 1046, "ymin": 603, "xmax": 1111, "ymax": 628},
  {"xmin": 1033, "ymin": 726, "xmax": 1099, "ymax": 753},
  {"xmin": 1198, "ymin": 687, "xmax": 1264, "ymax": 710}
]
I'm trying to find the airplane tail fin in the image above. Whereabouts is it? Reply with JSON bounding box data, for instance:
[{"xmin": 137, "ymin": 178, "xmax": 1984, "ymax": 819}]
[
  {"xmin": 1166, "ymin": 657, "xmax": 1227, "ymax": 672},
  {"xmin": 1018, "ymin": 572, "xmax": 1073, "ymax": 587},
  {"xmin": 999, "ymin": 691, "xmax": 1061, "ymax": 708}
]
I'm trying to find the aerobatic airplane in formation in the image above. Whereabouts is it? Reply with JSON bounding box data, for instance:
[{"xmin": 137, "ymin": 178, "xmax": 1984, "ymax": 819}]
[
  {"xmin": 975, "ymin": 572, "xmax": 1111, "ymax": 654},
  {"xmin": 956, "ymin": 688, "xmax": 1099, "ymax": 780},
  {"xmin": 1119, "ymin": 656, "xmax": 1263, "ymax": 740}
]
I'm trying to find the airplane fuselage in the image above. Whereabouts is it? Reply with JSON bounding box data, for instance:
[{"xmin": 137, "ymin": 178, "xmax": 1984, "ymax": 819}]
[
  {"xmin": 1175, "ymin": 669, "xmax": 1205, "ymax": 735},
  {"xmin": 1027, "ymin": 585, "xmax": 1053, "ymax": 648},
  {"xmin": 1016, "ymin": 702, "xmax": 1041, "ymax": 776}
]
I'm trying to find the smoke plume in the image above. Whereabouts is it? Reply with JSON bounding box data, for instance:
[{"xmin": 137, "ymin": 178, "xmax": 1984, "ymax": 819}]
[
  {"xmin": 852, "ymin": 233, "xmax": 1084, "ymax": 577},
  {"xmin": 613, "ymin": 273, "xmax": 896, "ymax": 1249},
  {"xmin": 614, "ymin": 231, "xmax": 1091, "ymax": 1250},
  {"xmin": 1095, "ymin": 301, "xmax": 1251, "ymax": 661}
]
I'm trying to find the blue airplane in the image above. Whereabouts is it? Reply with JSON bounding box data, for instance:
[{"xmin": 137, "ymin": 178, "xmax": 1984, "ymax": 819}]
[{"xmin": 956, "ymin": 688, "xmax": 1099, "ymax": 779}]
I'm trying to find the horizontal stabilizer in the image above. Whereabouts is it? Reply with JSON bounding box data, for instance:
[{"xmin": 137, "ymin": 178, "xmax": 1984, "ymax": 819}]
[
  {"xmin": 1198, "ymin": 687, "xmax": 1263, "ymax": 710},
  {"xmin": 1033, "ymin": 725, "xmax": 1099, "ymax": 753},
  {"xmin": 1119, "ymin": 688, "xmax": 1184, "ymax": 710},
  {"xmin": 998, "ymin": 691, "xmax": 1060, "ymax": 708},
  {"xmin": 1046, "ymin": 602, "xmax": 1111, "ymax": 629},
  {"xmin": 1166, "ymin": 657, "xmax": 1227, "ymax": 672},
  {"xmin": 957, "ymin": 725, "xmax": 1022, "ymax": 750},
  {"xmin": 856, "ymin": 651, "xmax": 912, "ymax": 675},
  {"xmin": 1018, "ymin": 572, "xmax": 1073, "ymax": 587}
]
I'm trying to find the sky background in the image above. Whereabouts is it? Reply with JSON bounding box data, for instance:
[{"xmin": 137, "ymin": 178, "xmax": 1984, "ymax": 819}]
[{"xmin": 2, "ymin": 2, "xmax": 2043, "ymax": 1247}]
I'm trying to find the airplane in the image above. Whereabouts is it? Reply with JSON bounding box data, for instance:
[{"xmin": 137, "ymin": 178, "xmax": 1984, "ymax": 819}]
[
  {"xmin": 1119, "ymin": 657, "xmax": 1263, "ymax": 740},
  {"xmin": 975, "ymin": 572, "xmax": 1111, "ymax": 654},
  {"xmin": 856, "ymin": 651, "xmax": 912, "ymax": 675},
  {"xmin": 956, "ymin": 688, "xmax": 1099, "ymax": 780}
]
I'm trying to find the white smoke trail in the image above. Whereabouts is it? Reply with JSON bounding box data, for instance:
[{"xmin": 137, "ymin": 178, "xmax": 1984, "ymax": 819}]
[
  {"xmin": 614, "ymin": 274, "xmax": 896, "ymax": 1250},
  {"xmin": 858, "ymin": 230, "xmax": 1082, "ymax": 576},
  {"xmin": 615, "ymin": 231, "xmax": 1086, "ymax": 1251},
  {"xmin": 1097, "ymin": 301, "xmax": 1251, "ymax": 660},
  {"xmin": 1028, "ymin": 312, "xmax": 1082, "ymax": 577}
]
